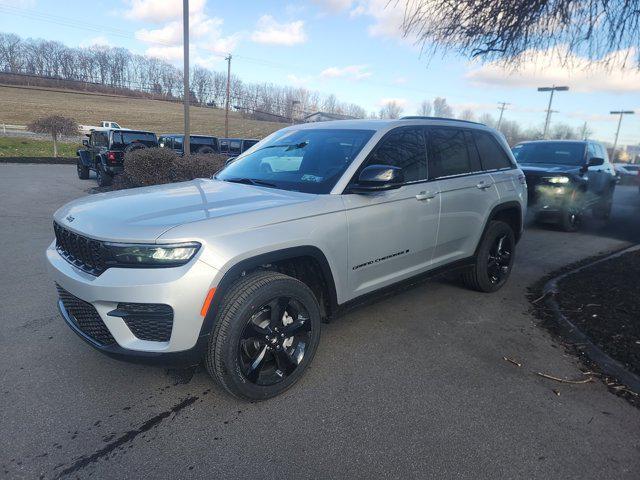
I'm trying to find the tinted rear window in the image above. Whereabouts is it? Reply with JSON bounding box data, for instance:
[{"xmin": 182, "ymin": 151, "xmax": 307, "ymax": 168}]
[
  {"xmin": 111, "ymin": 131, "xmax": 158, "ymax": 148},
  {"xmin": 428, "ymin": 127, "xmax": 481, "ymax": 178},
  {"xmin": 473, "ymin": 131, "xmax": 512, "ymax": 170}
]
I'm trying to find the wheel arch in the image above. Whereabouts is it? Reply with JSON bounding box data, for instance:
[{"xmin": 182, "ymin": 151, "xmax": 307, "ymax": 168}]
[
  {"xmin": 476, "ymin": 201, "xmax": 523, "ymax": 255},
  {"xmin": 199, "ymin": 246, "xmax": 338, "ymax": 338}
]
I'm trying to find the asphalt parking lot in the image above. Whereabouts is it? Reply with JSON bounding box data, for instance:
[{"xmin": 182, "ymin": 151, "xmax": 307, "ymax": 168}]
[{"xmin": 1, "ymin": 164, "xmax": 639, "ymax": 479}]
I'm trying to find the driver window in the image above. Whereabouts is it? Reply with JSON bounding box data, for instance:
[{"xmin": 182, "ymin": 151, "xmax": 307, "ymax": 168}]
[{"xmin": 364, "ymin": 128, "xmax": 427, "ymax": 183}]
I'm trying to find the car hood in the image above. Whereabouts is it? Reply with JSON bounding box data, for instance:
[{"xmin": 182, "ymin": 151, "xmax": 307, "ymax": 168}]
[
  {"xmin": 53, "ymin": 179, "xmax": 315, "ymax": 243},
  {"xmin": 518, "ymin": 163, "xmax": 581, "ymax": 175}
]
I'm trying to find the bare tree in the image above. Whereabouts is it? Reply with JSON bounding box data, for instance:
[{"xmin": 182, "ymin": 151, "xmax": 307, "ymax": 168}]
[
  {"xmin": 459, "ymin": 109, "xmax": 476, "ymax": 121},
  {"xmin": 417, "ymin": 100, "xmax": 432, "ymax": 116},
  {"xmin": 379, "ymin": 101, "xmax": 404, "ymax": 119},
  {"xmin": 478, "ymin": 112, "xmax": 496, "ymax": 127},
  {"xmin": 28, "ymin": 115, "xmax": 78, "ymax": 157},
  {"xmin": 432, "ymin": 97, "xmax": 453, "ymax": 117},
  {"xmin": 400, "ymin": 0, "xmax": 640, "ymax": 66}
]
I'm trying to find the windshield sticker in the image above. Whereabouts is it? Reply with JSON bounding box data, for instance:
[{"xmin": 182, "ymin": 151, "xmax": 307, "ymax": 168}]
[{"xmin": 301, "ymin": 174, "xmax": 323, "ymax": 183}]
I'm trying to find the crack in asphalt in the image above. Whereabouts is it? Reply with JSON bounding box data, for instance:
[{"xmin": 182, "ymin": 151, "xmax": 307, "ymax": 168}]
[{"xmin": 53, "ymin": 395, "xmax": 198, "ymax": 479}]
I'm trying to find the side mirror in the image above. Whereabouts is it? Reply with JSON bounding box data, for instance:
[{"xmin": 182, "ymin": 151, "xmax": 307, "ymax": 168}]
[
  {"xmin": 349, "ymin": 165, "xmax": 405, "ymax": 193},
  {"xmin": 82, "ymin": 139, "xmax": 89, "ymax": 147},
  {"xmin": 587, "ymin": 157, "xmax": 604, "ymax": 167}
]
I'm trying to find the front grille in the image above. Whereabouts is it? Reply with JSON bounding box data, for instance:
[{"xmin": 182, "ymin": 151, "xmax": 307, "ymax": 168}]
[
  {"xmin": 54, "ymin": 222, "xmax": 107, "ymax": 275},
  {"xmin": 108, "ymin": 303, "xmax": 174, "ymax": 342},
  {"xmin": 56, "ymin": 284, "xmax": 116, "ymax": 346}
]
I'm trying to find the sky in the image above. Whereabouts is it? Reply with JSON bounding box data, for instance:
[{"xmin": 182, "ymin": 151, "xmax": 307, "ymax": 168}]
[{"xmin": 1, "ymin": 0, "xmax": 639, "ymax": 146}]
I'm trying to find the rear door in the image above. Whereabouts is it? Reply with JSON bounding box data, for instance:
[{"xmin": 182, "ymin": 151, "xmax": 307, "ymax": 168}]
[
  {"xmin": 344, "ymin": 127, "xmax": 441, "ymax": 297},
  {"xmin": 472, "ymin": 129, "xmax": 523, "ymax": 204},
  {"xmin": 427, "ymin": 126, "xmax": 500, "ymax": 268}
]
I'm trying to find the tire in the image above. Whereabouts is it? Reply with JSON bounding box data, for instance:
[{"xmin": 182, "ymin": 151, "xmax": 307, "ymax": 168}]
[
  {"xmin": 462, "ymin": 220, "xmax": 516, "ymax": 293},
  {"xmin": 124, "ymin": 142, "xmax": 146, "ymax": 154},
  {"xmin": 77, "ymin": 159, "xmax": 89, "ymax": 179},
  {"xmin": 196, "ymin": 146, "xmax": 215, "ymax": 155},
  {"xmin": 559, "ymin": 205, "xmax": 581, "ymax": 232},
  {"xmin": 205, "ymin": 271, "xmax": 321, "ymax": 401},
  {"xmin": 96, "ymin": 164, "xmax": 112, "ymax": 187}
]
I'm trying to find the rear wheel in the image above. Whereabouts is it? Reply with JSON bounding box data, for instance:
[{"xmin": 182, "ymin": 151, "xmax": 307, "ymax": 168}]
[
  {"xmin": 96, "ymin": 164, "xmax": 112, "ymax": 187},
  {"xmin": 76, "ymin": 159, "xmax": 89, "ymax": 179},
  {"xmin": 205, "ymin": 271, "xmax": 321, "ymax": 401},
  {"xmin": 462, "ymin": 221, "xmax": 515, "ymax": 293}
]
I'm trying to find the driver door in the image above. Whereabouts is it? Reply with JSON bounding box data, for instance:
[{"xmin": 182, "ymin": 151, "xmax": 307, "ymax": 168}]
[{"xmin": 343, "ymin": 127, "xmax": 441, "ymax": 298}]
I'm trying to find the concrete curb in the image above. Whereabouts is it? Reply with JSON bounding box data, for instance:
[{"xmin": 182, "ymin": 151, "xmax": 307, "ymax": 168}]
[
  {"xmin": 0, "ymin": 157, "xmax": 76, "ymax": 164},
  {"xmin": 543, "ymin": 244, "xmax": 640, "ymax": 392}
]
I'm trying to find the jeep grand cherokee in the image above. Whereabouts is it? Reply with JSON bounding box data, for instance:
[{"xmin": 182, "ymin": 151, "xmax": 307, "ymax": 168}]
[{"xmin": 48, "ymin": 118, "xmax": 526, "ymax": 400}]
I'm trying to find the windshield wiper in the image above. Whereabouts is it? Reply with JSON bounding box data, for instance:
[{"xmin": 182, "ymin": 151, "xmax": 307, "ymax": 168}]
[
  {"xmin": 223, "ymin": 177, "xmax": 278, "ymax": 188},
  {"xmin": 253, "ymin": 141, "xmax": 308, "ymax": 154}
]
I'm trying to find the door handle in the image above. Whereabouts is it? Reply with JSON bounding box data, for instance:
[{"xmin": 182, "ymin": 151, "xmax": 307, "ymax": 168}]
[
  {"xmin": 416, "ymin": 191, "xmax": 437, "ymax": 201},
  {"xmin": 476, "ymin": 181, "xmax": 493, "ymax": 190}
]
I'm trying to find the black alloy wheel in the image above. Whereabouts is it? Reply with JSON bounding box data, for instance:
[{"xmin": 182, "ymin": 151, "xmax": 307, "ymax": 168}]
[
  {"xmin": 205, "ymin": 271, "xmax": 321, "ymax": 400},
  {"xmin": 238, "ymin": 296, "xmax": 312, "ymax": 386},
  {"xmin": 487, "ymin": 234, "xmax": 513, "ymax": 285}
]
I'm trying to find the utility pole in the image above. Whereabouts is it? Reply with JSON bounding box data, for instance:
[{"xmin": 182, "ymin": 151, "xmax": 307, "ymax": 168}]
[
  {"xmin": 182, "ymin": 0, "xmax": 190, "ymax": 155},
  {"xmin": 496, "ymin": 102, "xmax": 510, "ymax": 130},
  {"xmin": 224, "ymin": 54, "xmax": 232, "ymax": 138},
  {"xmin": 610, "ymin": 110, "xmax": 635, "ymax": 161},
  {"xmin": 580, "ymin": 122, "xmax": 588, "ymax": 140},
  {"xmin": 538, "ymin": 85, "xmax": 569, "ymax": 139}
]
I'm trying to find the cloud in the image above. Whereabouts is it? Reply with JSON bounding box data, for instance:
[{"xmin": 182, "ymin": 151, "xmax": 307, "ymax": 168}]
[
  {"xmin": 350, "ymin": 0, "xmax": 408, "ymax": 40},
  {"xmin": 466, "ymin": 46, "xmax": 640, "ymax": 94},
  {"xmin": 135, "ymin": 13, "xmax": 223, "ymax": 46},
  {"xmin": 145, "ymin": 45, "xmax": 184, "ymax": 62},
  {"xmin": 124, "ymin": 0, "xmax": 206, "ymax": 23},
  {"xmin": 287, "ymin": 74, "xmax": 315, "ymax": 86},
  {"xmin": 251, "ymin": 15, "xmax": 306, "ymax": 46},
  {"xmin": 320, "ymin": 64, "xmax": 372, "ymax": 80},
  {"xmin": 393, "ymin": 76, "xmax": 407, "ymax": 85},
  {"xmin": 79, "ymin": 36, "xmax": 110, "ymax": 48}
]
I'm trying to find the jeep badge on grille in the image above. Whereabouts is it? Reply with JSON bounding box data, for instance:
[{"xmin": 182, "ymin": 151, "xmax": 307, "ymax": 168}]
[{"xmin": 66, "ymin": 215, "xmax": 75, "ymax": 222}]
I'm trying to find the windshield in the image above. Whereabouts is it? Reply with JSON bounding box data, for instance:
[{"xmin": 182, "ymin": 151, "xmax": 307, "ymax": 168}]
[
  {"xmin": 216, "ymin": 128, "xmax": 375, "ymax": 193},
  {"xmin": 512, "ymin": 142, "xmax": 586, "ymax": 166}
]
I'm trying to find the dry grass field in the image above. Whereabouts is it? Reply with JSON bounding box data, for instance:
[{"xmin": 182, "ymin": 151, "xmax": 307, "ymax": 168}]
[{"xmin": 0, "ymin": 84, "xmax": 287, "ymax": 138}]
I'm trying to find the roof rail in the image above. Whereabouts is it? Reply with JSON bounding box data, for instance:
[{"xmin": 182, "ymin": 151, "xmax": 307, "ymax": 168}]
[{"xmin": 400, "ymin": 116, "xmax": 485, "ymax": 126}]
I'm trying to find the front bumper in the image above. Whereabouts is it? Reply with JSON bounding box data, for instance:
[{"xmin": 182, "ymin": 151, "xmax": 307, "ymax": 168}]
[{"xmin": 47, "ymin": 241, "xmax": 218, "ymax": 364}]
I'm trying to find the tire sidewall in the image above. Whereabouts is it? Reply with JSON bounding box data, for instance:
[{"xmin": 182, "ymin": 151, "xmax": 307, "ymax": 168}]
[
  {"xmin": 474, "ymin": 222, "xmax": 515, "ymax": 292},
  {"xmin": 215, "ymin": 277, "xmax": 321, "ymax": 400}
]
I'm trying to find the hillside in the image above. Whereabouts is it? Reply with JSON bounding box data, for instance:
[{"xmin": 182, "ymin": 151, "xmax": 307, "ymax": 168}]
[{"xmin": 0, "ymin": 84, "xmax": 287, "ymax": 138}]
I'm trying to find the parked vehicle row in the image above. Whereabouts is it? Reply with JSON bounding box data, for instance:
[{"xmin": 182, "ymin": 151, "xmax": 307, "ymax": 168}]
[
  {"xmin": 77, "ymin": 127, "xmax": 259, "ymax": 186},
  {"xmin": 53, "ymin": 116, "xmax": 526, "ymax": 400}
]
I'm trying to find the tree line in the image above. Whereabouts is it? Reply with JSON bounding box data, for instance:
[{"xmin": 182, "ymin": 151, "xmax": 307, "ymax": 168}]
[{"xmin": 0, "ymin": 32, "xmax": 366, "ymax": 121}]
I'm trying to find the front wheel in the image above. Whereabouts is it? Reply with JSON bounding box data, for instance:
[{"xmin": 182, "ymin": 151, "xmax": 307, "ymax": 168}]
[
  {"xmin": 77, "ymin": 159, "xmax": 89, "ymax": 179},
  {"xmin": 205, "ymin": 271, "xmax": 321, "ymax": 401},
  {"xmin": 462, "ymin": 220, "xmax": 515, "ymax": 293},
  {"xmin": 559, "ymin": 205, "xmax": 581, "ymax": 232}
]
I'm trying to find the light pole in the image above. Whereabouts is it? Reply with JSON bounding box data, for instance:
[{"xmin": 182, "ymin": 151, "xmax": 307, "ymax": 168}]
[
  {"xmin": 610, "ymin": 110, "xmax": 634, "ymax": 161},
  {"xmin": 538, "ymin": 85, "xmax": 568, "ymax": 139},
  {"xmin": 182, "ymin": 0, "xmax": 190, "ymax": 155},
  {"xmin": 496, "ymin": 102, "xmax": 510, "ymax": 130}
]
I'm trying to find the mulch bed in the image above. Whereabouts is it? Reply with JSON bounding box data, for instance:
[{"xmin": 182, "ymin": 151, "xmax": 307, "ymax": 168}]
[
  {"xmin": 556, "ymin": 250, "xmax": 640, "ymax": 377},
  {"xmin": 0, "ymin": 157, "xmax": 75, "ymax": 164}
]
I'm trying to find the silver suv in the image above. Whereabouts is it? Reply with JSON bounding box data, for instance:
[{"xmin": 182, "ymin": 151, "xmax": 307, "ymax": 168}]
[{"xmin": 47, "ymin": 118, "xmax": 527, "ymax": 400}]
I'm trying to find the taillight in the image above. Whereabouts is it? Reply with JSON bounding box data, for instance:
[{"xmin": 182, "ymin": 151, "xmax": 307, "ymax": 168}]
[{"xmin": 107, "ymin": 151, "xmax": 116, "ymax": 163}]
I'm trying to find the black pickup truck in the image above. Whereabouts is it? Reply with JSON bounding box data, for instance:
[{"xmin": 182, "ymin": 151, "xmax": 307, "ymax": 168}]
[{"xmin": 77, "ymin": 129, "xmax": 158, "ymax": 186}]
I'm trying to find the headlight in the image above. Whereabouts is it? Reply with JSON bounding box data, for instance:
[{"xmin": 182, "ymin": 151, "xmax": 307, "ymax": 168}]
[
  {"xmin": 543, "ymin": 176, "xmax": 570, "ymax": 184},
  {"xmin": 103, "ymin": 242, "xmax": 201, "ymax": 267}
]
